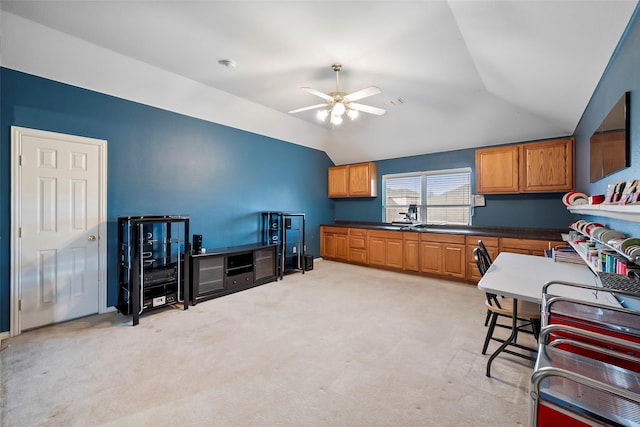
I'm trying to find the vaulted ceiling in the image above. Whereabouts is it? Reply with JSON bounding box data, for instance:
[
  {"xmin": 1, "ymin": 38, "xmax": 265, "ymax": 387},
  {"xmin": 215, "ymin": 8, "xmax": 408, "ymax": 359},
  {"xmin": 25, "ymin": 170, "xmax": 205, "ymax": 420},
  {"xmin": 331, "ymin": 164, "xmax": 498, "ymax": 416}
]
[{"xmin": 1, "ymin": 1, "xmax": 637, "ymax": 164}]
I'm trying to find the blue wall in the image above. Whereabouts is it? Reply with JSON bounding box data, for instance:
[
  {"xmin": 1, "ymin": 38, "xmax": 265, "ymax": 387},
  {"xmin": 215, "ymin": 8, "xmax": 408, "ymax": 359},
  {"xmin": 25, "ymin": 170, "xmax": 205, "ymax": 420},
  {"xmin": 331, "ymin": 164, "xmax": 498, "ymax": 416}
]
[
  {"xmin": 334, "ymin": 145, "xmax": 574, "ymax": 229},
  {"xmin": 3, "ymin": 4, "xmax": 639, "ymax": 333},
  {"xmin": 574, "ymin": 5, "xmax": 640, "ymax": 238},
  {"xmin": 0, "ymin": 68, "xmax": 335, "ymax": 332}
]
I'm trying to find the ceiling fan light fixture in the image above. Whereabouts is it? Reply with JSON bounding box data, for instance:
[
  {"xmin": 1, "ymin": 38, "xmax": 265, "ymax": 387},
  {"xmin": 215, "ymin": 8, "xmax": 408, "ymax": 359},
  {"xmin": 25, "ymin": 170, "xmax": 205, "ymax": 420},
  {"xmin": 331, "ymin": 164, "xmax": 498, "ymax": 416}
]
[
  {"xmin": 289, "ymin": 64, "xmax": 385, "ymax": 125},
  {"xmin": 332, "ymin": 101, "xmax": 346, "ymax": 116},
  {"xmin": 317, "ymin": 110, "xmax": 329, "ymax": 121}
]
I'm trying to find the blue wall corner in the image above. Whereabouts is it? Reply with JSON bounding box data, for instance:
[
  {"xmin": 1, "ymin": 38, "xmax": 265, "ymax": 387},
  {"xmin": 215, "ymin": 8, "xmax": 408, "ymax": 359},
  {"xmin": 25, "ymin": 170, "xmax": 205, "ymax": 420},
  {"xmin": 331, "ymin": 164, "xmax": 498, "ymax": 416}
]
[{"xmin": 0, "ymin": 68, "xmax": 335, "ymax": 331}]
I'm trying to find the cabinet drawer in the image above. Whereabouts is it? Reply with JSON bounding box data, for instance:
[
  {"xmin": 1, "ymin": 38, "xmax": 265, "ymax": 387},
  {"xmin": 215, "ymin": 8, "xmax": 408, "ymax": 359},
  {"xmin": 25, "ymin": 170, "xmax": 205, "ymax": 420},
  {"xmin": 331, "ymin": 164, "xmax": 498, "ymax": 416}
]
[
  {"xmin": 349, "ymin": 248, "xmax": 367, "ymax": 264},
  {"xmin": 403, "ymin": 232, "xmax": 419, "ymax": 241},
  {"xmin": 349, "ymin": 236, "xmax": 367, "ymax": 249},
  {"xmin": 420, "ymin": 233, "xmax": 465, "ymax": 244},
  {"xmin": 349, "ymin": 228, "xmax": 367, "ymax": 237},
  {"xmin": 225, "ymin": 272, "xmax": 253, "ymax": 289},
  {"xmin": 322, "ymin": 226, "xmax": 348, "ymax": 235},
  {"xmin": 500, "ymin": 238, "xmax": 555, "ymax": 252},
  {"xmin": 464, "ymin": 235, "xmax": 499, "ymax": 247},
  {"xmin": 499, "ymin": 237, "xmax": 563, "ymax": 256},
  {"xmin": 368, "ymin": 229, "xmax": 402, "ymax": 239}
]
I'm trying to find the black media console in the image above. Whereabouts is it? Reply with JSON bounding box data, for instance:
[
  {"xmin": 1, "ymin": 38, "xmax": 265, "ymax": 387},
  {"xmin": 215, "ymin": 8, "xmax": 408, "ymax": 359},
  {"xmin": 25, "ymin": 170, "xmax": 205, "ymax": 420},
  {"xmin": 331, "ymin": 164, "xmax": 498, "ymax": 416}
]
[{"xmin": 188, "ymin": 243, "xmax": 277, "ymax": 304}]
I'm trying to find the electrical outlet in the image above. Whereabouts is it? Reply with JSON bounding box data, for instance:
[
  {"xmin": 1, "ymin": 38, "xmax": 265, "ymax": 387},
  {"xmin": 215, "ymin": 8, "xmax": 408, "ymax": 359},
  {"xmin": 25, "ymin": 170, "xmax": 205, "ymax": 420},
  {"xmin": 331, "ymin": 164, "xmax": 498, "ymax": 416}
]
[{"xmin": 292, "ymin": 246, "xmax": 297, "ymax": 253}]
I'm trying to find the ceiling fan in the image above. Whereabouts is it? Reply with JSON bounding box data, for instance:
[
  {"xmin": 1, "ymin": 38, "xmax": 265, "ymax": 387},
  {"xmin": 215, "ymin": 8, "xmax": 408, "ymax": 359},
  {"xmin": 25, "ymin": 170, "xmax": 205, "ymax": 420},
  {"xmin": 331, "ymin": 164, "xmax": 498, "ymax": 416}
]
[{"xmin": 288, "ymin": 64, "xmax": 386, "ymax": 125}]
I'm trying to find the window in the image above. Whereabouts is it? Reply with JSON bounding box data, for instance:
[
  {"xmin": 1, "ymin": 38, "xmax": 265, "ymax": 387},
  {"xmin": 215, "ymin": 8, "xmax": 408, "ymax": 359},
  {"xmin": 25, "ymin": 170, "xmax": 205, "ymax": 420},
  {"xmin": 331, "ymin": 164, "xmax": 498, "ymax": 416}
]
[{"xmin": 382, "ymin": 168, "xmax": 472, "ymax": 225}]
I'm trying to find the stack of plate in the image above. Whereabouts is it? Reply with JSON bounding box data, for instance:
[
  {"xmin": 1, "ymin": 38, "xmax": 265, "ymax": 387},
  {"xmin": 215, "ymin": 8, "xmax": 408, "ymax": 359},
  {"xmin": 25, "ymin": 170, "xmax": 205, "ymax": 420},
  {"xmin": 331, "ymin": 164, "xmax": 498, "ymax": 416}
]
[{"xmin": 563, "ymin": 191, "xmax": 589, "ymax": 206}]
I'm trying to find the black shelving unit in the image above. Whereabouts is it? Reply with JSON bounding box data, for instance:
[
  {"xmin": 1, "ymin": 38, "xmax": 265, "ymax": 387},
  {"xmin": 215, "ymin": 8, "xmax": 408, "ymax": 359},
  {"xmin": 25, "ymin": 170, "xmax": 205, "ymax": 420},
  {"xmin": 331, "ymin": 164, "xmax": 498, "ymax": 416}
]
[
  {"xmin": 117, "ymin": 215, "xmax": 189, "ymax": 325},
  {"xmin": 261, "ymin": 212, "xmax": 305, "ymax": 279},
  {"xmin": 189, "ymin": 243, "xmax": 278, "ymax": 304}
]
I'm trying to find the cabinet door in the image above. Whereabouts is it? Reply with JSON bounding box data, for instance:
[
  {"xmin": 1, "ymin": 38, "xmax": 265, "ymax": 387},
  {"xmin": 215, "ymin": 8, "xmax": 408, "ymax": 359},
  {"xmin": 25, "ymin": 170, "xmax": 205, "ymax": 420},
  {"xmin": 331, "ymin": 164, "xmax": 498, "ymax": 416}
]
[
  {"xmin": 385, "ymin": 239, "xmax": 403, "ymax": 269},
  {"xmin": 420, "ymin": 241, "xmax": 442, "ymax": 274},
  {"xmin": 335, "ymin": 234, "xmax": 349, "ymax": 260},
  {"xmin": 369, "ymin": 237, "xmax": 386, "ymax": 266},
  {"xmin": 322, "ymin": 233, "xmax": 336, "ymax": 258},
  {"xmin": 349, "ymin": 162, "xmax": 377, "ymax": 197},
  {"xmin": 466, "ymin": 244, "xmax": 499, "ymax": 281},
  {"xmin": 520, "ymin": 138, "xmax": 573, "ymax": 192},
  {"xmin": 475, "ymin": 145, "xmax": 519, "ymax": 194},
  {"xmin": 328, "ymin": 166, "xmax": 349, "ymax": 198},
  {"xmin": 193, "ymin": 255, "xmax": 224, "ymax": 297},
  {"xmin": 254, "ymin": 247, "xmax": 275, "ymax": 281},
  {"xmin": 403, "ymin": 238, "xmax": 420, "ymax": 272},
  {"xmin": 442, "ymin": 244, "xmax": 465, "ymax": 278}
]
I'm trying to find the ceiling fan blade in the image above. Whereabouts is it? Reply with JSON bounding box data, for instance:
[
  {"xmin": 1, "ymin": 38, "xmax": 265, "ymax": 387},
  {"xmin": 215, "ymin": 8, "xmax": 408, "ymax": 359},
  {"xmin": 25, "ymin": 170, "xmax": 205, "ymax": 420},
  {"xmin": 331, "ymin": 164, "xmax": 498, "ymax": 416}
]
[
  {"xmin": 301, "ymin": 87, "xmax": 334, "ymax": 101},
  {"xmin": 288, "ymin": 103, "xmax": 328, "ymax": 114},
  {"xmin": 349, "ymin": 102, "xmax": 386, "ymax": 116},
  {"xmin": 343, "ymin": 86, "xmax": 382, "ymax": 102}
]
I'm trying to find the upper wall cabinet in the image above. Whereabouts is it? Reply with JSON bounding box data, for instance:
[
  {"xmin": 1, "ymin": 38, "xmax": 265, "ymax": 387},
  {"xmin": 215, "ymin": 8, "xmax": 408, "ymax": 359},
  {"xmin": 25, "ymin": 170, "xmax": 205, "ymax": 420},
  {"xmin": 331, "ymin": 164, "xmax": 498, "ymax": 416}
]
[
  {"xmin": 520, "ymin": 137, "xmax": 574, "ymax": 192},
  {"xmin": 328, "ymin": 162, "xmax": 378, "ymax": 198},
  {"xmin": 475, "ymin": 137, "xmax": 574, "ymax": 194},
  {"xmin": 475, "ymin": 145, "xmax": 520, "ymax": 194}
]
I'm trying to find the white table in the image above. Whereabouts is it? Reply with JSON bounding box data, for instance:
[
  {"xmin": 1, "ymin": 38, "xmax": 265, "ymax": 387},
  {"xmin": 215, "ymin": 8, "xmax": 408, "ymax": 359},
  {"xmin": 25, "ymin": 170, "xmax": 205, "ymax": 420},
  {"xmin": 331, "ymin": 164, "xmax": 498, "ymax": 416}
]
[{"xmin": 477, "ymin": 252, "xmax": 620, "ymax": 377}]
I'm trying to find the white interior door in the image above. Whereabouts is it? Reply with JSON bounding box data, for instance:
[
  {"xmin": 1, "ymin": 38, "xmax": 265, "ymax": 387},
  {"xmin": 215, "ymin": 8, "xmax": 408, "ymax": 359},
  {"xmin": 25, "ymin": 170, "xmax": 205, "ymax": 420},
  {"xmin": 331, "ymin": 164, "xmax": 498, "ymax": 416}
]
[{"xmin": 11, "ymin": 127, "xmax": 107, "ymax": 333}]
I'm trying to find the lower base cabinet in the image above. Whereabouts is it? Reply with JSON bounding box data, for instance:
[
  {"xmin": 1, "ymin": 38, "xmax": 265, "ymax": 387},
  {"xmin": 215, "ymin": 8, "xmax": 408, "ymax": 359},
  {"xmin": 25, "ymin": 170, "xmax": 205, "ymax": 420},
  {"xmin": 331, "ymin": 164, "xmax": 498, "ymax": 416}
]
[
  {"xmin": 466, "ymin": 236, "xmax": 500, "ymax": 281},
  {"xmin": 420, "ymin": 233, "xmax": 465, "ymax": 279},
  {"xmin": 348, "ymin": 228, "xmax": 368, "ymax": 264},
  {"xmin": 500, "ymin": 237, "xmax": 563, "ymax": 256},
  {"xmin": 367, "ymin": 230, "xmax": 403, "ymax": 269},
  {"xmin": 321, "ymin": 226, "xmax": 349, "ymax": 261},
  {"xmin": 320, "ymin": 225, "xmax": 563, "ymax": 283},
  {"xmin": 403, "ymin": 233, "xmax": 420, "ymax": 272},
  {"xmin": 190, "ymin": 243, "xmax": 277, "ymax": 304}
]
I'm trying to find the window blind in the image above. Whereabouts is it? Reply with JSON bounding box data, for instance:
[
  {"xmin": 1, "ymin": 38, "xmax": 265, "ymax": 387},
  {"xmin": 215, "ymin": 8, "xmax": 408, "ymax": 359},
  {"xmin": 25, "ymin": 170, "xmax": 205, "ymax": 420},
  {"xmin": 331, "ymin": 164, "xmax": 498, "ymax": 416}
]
[{"xmin": 382, "ymin": 168, "xmax": 471, "ymax": 225}]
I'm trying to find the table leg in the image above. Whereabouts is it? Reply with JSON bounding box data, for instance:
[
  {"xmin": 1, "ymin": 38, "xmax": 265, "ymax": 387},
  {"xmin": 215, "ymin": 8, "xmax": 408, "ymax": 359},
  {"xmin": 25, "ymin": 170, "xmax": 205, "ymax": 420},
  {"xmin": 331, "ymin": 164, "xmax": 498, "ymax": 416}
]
[{"xmin": 486, "ymin": 298, "xmax": 519, "ymax": 377}]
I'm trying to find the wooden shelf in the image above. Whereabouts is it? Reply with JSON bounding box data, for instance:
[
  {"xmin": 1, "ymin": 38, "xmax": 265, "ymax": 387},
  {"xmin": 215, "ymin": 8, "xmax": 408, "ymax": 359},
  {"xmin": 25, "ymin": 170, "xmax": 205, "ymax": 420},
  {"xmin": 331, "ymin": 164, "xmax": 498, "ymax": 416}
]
[{"xmin": 567, "ymin": 204, "xmax": 640, "ymax": 222}]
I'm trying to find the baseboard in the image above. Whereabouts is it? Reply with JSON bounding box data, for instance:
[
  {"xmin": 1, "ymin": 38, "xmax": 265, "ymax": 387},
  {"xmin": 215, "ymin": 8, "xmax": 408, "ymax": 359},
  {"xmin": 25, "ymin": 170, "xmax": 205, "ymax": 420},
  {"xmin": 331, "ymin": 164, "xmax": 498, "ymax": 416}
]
[{"xmin": 0, "ymin": 330, "xmax": 10, "ymax": 346}]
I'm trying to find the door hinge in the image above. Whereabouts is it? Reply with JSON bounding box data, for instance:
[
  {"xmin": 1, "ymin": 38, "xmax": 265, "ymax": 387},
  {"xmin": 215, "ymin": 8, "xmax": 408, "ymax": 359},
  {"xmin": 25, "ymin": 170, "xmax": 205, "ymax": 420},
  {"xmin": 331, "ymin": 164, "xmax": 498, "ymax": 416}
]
[
  {"xmin": 18, "ymin": 227, "xmax": 22, "ymax": 238},
  {"xmin": 18, "ymin": 155, "xmax": 22, "ymax": 166},
  {"xmin": 18, "ymin": 300, "xmax": 22, "ymax": 311}
]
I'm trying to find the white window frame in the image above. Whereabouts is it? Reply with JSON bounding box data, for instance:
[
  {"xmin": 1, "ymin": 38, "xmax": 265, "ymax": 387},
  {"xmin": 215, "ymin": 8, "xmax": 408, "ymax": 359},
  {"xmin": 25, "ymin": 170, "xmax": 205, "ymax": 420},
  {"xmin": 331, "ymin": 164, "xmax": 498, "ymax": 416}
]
[{"xmin": 382, "ymin": 167, "xmax": 472, "ymax": 225}]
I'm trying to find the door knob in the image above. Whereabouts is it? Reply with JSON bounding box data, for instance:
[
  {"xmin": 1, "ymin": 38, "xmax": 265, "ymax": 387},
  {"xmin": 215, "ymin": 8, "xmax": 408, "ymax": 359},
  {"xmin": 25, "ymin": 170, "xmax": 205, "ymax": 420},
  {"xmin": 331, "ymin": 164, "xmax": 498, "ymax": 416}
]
[{"xmin": 88, "ymin": 235, "xmax": 97, "ymax": 241}]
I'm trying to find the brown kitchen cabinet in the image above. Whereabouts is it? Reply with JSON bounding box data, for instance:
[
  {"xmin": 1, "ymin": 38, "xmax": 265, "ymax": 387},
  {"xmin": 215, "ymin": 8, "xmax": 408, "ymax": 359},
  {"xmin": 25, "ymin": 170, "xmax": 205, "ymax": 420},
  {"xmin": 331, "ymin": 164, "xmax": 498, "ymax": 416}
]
[
  {"xmin": 465, "ymin": 235, "xmax": 499, "ymax": 281},
  {"xmin": 328, "ymin": 162, "xmax": 378, "ymax": 198},
  {"xmin": 420, "ymin": 233, "xmax": 465, "ymax": 279},
  {"xmin": 367, "ymin": 229, "xmax": 403, "ymax": 269},
  {"xmin": 499, "ymin": 237, "xmax": 563, "ymax": 257},
  {"xmin": 327, "ymin": 166, "xmax": 349, "ymax": 197},
  {"xmin": 475, "ymin": 137, "xmax": 574, "ymax": 194},
  {"xmin": 475, "ymin": 145, "xmax": 520, "ymax": 194},
  {"xmin": 348, "ymin": 228, "xmax": 368, "ymax": 264},
  {"xmin": 520, "ymin": 137, "xmax": 574, "ymax": 192},
  {"xmin": 320, "ymin": 226, "xmax": 348, "ymax": 261},
  {"xmin": 403, "ymin": 232, "xmax": 420, "ymax": 272}
]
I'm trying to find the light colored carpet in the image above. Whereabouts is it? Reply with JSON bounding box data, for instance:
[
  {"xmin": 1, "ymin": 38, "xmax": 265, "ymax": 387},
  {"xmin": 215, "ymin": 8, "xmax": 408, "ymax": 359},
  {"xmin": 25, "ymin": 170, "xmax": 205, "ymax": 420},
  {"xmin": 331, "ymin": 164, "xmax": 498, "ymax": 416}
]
[{"xmin": 0, "ymin": 260, "xmax": 536, "ymax": 426}]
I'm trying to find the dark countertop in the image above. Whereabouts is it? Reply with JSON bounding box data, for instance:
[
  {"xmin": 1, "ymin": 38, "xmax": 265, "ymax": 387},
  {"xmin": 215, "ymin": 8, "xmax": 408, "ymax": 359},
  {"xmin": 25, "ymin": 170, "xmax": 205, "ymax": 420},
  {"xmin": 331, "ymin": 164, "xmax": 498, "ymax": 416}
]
[{"xmin": 324, "ymin": 221, "xmax": 567, "ymax": 241}]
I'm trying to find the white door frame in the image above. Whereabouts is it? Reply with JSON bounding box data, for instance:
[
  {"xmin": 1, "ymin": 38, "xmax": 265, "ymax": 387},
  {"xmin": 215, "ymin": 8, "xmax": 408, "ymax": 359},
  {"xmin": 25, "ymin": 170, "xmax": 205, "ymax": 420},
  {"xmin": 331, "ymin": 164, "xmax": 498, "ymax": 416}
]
[{"xmin": 10, "ymin": 126, "xmax": 108, "ymax": 336}]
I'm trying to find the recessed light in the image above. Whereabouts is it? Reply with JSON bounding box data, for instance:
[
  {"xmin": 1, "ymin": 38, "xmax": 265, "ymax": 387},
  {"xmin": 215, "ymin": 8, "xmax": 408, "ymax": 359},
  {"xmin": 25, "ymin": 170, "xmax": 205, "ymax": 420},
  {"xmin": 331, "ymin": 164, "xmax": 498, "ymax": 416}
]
[{"xmin": 218, "ymin": 59, "xmax": 237, "ymax": 68}]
